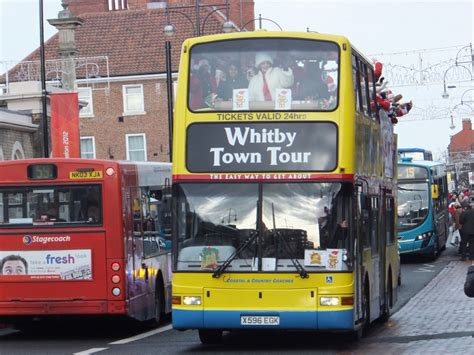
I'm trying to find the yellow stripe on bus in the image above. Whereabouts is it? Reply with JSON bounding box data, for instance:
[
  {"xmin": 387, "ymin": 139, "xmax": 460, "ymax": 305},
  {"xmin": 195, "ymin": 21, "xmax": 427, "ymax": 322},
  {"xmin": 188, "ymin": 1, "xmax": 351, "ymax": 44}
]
[{"xmin": 69, "ymin": 171, "xmax": 103, "ymax": 179}]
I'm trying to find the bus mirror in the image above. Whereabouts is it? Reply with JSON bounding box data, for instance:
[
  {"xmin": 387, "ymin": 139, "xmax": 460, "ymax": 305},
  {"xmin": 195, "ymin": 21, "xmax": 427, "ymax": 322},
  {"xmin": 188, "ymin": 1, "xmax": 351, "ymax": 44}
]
[{"xmin": 432, "ymin": 184, "xmax": 439, "ymax": 199}]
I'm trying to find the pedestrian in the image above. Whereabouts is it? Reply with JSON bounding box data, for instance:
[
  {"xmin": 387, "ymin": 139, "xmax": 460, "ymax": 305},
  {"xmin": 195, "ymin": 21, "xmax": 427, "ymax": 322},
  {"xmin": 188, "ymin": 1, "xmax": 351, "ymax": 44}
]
[
  {"xmin": 459, "ymin": 202, "xmax": 474, "ymax": 260},
  {"xmin": 464, "ymin": 265, "xmax": 474, "ymax": 297},
  {"xmin": 248, "ymin": 52, "xmax": 294, "ymax": 102},
  {"xmin": 451, "ymin": 203, "xmax": 462, "ymax": 247}
]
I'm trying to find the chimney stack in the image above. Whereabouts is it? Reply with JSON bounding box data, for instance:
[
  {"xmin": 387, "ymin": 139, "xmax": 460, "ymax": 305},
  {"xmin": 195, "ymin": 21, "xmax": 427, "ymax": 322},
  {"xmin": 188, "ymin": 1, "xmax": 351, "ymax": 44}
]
[{"xmin": 462, "ymin": 118, "xmax": 472, "ymax": 131}]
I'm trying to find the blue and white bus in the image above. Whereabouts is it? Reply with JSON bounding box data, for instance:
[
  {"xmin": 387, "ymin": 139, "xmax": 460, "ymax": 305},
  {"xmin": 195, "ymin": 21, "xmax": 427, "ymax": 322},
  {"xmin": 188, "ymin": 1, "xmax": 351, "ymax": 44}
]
[{"xmin": 397, "ymin": 158, "xmax": 449, "ymax": 259}]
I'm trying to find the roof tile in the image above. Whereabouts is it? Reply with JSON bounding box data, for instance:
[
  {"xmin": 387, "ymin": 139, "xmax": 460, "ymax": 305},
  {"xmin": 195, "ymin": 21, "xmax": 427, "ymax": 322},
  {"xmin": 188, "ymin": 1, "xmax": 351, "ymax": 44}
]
[{"xmin": 5, "ymin": 7, "xmax": 228, "ymax": 81}]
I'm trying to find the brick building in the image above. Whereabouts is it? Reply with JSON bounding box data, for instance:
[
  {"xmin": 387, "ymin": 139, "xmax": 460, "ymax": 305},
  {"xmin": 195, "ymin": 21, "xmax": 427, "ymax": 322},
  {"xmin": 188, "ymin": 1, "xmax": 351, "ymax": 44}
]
[
  {"xmin": 0, "ymin": 82, "xmax": 43, "ymax": 160},
  {"xmin": 2, "ymin": 0, "xmax": 255, "ymax": 162},
  {"xmin": 0, "ymin": 109, "xmax": 37, "ymax": 160},
  {"xmin": 448, "ymin": 118, "xmax": 474, "ymax": 189}
]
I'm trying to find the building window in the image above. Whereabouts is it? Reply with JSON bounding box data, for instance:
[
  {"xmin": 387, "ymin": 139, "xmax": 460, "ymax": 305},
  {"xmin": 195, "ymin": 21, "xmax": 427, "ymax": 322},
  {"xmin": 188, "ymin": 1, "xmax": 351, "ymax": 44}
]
[
  {"xmin": 11, "ymin": 141, "xmax": 25, "ymax": 160},
  {"xmin": 126, "ymin": 134, "xmax": 147, "ymax": 161},
  {"xmin": 78, "ymin": 87, "xmax": 94, "ymax": 117},
  {"xmin": 80, "ymin": 136, "xmax": 96, "ymax": 159},
  {"xmin": 123, "ymin": 84, "xmax": 145, "ymax": 115}
]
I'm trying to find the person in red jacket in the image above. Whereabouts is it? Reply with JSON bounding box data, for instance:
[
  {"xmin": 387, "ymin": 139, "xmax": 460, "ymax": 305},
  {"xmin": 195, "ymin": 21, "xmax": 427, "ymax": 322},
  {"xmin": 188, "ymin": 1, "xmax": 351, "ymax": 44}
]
[{"xmin": 189, "ymin": 59, "xmax": 217, "ymax": 110}]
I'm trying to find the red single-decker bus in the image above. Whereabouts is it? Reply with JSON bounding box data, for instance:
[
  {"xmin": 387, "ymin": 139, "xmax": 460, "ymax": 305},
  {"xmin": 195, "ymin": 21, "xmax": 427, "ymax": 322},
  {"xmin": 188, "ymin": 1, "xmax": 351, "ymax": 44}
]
[{"xmin": 0, "ymin": 159, "xmax": 172, "ymax": 326}]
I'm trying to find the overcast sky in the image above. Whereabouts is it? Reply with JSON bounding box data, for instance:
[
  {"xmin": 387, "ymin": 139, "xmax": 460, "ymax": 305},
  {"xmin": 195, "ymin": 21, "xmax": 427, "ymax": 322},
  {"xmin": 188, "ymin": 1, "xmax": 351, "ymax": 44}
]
[{"xmin": 1, "ymin": 0, "xmax": 473, "ymax": 159}]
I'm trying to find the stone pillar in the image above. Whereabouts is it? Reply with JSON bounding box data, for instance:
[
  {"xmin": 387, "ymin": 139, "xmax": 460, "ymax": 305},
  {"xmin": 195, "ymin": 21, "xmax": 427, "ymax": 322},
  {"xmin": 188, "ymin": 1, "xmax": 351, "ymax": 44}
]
[
  {"xmin": 31, "ymin": 112, "xmax": 44, "ymax": 158},
  {"xmin": 48, "ymin": 0, "xmax": 84, "ymax": 91}
]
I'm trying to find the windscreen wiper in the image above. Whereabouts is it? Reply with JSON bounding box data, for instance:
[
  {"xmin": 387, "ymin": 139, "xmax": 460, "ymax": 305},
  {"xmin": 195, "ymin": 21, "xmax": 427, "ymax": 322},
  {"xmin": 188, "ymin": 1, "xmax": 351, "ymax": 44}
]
[
  {"xmin": 212, "ymin": 231, "xmax": 258, "ymax": 278},
  {"xmin": 275, "ymin": 230, "xmax": 309, "ymax": 279}
]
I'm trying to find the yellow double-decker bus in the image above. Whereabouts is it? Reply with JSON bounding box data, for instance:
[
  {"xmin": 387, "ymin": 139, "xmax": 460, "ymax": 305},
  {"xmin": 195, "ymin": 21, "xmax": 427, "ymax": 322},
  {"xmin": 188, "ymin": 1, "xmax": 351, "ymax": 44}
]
[{"xmin": 171, "ymin": 31, "xmax": 399, "ymax": 343}]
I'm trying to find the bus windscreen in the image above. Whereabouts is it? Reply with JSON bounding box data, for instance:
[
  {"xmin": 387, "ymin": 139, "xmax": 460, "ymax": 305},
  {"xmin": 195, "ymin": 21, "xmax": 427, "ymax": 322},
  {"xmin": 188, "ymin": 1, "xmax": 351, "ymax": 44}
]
[
  {"xmin": 175, "ymin": 182, "xmax": 352, "ymax": 273},
  {"xmin": 397, "ymin": 182, "xmax": 429, "ymax": 231},
  {"xmin": 0, "ymin": 185, "xmax": 102, "ymax": 227}
]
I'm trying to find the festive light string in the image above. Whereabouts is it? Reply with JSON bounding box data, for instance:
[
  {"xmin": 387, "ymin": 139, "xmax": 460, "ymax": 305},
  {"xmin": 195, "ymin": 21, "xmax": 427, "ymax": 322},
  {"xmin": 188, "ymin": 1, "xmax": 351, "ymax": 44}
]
[
  {"xmin": 397, "ymin": 103, "xmax": 473, "ymax": 122},
  {"xmin": 369, "ymin": 44, "xmax": 468, "ymax": 57},
  {"xmin": 370, "ymin": 43, "xmax": 472, "ymax": 87},
  {"xmin": 378, "ymin": 61, "xmax": 472, "ymax": 87}
]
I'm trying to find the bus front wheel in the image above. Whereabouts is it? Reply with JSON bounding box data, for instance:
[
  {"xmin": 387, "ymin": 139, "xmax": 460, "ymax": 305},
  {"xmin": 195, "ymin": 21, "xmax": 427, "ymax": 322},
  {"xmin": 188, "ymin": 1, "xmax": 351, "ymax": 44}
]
[
  {"xmin": 362, "ymin": 283, "xmax": 370, "ymax": 333},
  {"xmin": 379, "ymin": 273, "xmax": 393, "ymax": 323},
  {"xmin": 347, "ymin": 282, "xmax": 370, "ymax": 341},
  {"xmin": 429, "ymin": 238, "xmax": 439, "ymax": 261},
  {"xmin": 198, "ymin": 329, "xmax": 223, "ymax": 344}
]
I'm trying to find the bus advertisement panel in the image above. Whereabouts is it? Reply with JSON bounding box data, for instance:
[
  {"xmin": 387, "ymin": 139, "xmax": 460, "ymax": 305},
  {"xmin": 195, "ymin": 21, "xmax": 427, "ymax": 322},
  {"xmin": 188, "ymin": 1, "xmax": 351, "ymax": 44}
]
[
  {"xmin": 171, "ymin": 31, "xmax": 400, "ymax": 343},
  {"xmin": 0, "ymin": 159, "xmax": 172, "ymax": 325}
]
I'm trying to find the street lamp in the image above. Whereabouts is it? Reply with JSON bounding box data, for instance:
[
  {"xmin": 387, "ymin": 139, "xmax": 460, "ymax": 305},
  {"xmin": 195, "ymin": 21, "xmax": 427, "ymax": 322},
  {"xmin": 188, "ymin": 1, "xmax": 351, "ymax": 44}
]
[
  {"xmin": 221, "ymin": 208, "xmax": 237, "ymax": 224},
  {"xmin": 455, "ymin": 43, "xmax": 473, "ymax": 67},
  {"xmin": 442, "ymin": 64, "xmax": 473, "ymax": 99},
  {"xmin": 460, "ymin": 88, "xmax": 474, "ymax": 106},
  {"xmin": 39, "ymin": 0, "xmax": 49, "ymax": 157},
  {"xmin": 163, "ymin": 0, "xmax": 233, "ymax": 162},
  {"xmin": 448, "ymin": 90, "xmax": 474, "ymax": 130},
  {"xmin": 164, "ymin": 0, "xmax": 232, "ymax": 37},
  {"xmin": 241, "ymin": 14, "xmax": 283, "ymax": 31}
]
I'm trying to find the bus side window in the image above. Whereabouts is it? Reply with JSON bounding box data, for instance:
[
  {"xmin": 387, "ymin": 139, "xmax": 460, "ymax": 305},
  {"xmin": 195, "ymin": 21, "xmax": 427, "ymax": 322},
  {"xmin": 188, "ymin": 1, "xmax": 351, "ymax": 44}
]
[
  {"xmin": 386, "ymin": 197, "xmax": 395, "ymax": 244},
  {"xmin": 370, "ymin": 196, "xmax": 379, "ymax": 254},
  {"xmin": 359, "ymin": 192, "xmax": 370, "ymax": 248},
  {"xmin": 0, "ymin": 192, "xmax": 4, "ymax": 223},
  {"xmin": 359, "ymin": 61, "xmax": 369, "ymax": 116},
  {"xmin": 142, "ymin": 188, "xmax": 161, "ymax": 257},
  {"xmin": 147, "ymin": 187, "xmax": 172, "ymax": 253},
  {"xmin": 132, "ymin": 194, "xmax": 142, "ymax": 237},
  {"xmin": 352, "ymin": 55, "xmax": 362, "ymax": 112},
  {"xmin": 367, "ymin": 67, "xmax": 378, "ymax": 122},
  {"xmin": 360, "ymin": 63, "xmax": 371, "ymax": 118}
]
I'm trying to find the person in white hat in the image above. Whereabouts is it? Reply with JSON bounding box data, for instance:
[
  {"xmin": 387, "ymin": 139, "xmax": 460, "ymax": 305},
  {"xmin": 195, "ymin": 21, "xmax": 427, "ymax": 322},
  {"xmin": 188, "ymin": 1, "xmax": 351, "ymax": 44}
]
[{"xmin": 248, "ymin": 52, "xmax": 294, "ymax": 102}]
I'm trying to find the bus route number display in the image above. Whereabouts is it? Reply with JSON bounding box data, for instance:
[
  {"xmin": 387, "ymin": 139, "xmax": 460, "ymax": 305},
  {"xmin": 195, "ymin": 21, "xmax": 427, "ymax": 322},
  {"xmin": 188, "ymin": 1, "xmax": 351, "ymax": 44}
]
[
  {"xmin": 27, "ymin": 164, "xmax": 57, "ymax": 180},
  {"xmin": 186, "ymin": 122, "xmax": 338, "ymax": 173}
]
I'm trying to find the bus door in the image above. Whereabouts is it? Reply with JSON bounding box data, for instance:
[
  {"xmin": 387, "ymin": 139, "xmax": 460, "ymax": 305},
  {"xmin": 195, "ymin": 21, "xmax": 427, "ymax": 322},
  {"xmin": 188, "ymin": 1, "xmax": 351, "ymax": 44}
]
[
  {"xmin": 352, "ymin": 185, "xmax": 363, "ymax": 320},
  {"xmin": 379, "ymin": 191, "xmax": 389, "ymax": 315},
  {"xmin": 369, "ymin": 195, "xmax": 381, "ymax": 321},
  {"xmin": 354, "ymin": 186, "xmax": 364, "ymax": 322},
  {"xmin": 130, "ymin": 187, "xmax": 146, "ymax": 297}
]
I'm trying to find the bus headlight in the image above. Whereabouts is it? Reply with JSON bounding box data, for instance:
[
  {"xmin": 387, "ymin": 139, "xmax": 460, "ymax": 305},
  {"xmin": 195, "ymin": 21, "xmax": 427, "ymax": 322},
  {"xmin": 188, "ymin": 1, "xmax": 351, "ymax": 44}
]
[
  {"xmin": 183, "ymin": 296, "xmax": 202, "ymax": 305},
  {"xmin": 320, "ymin": 297, "xmax": 339, "ymax": 306},
  {"xmin": 415, "ymin": 232, "xmax": 432, "ymax": 241}
]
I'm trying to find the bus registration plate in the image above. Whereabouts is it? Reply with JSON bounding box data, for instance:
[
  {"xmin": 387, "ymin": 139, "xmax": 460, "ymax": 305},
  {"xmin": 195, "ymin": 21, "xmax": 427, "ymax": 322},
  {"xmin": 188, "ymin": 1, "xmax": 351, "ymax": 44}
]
[{"xmin": 241, "ymin": 316, "xmax": 280, "ymax": 326}]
